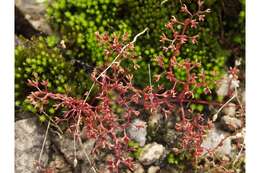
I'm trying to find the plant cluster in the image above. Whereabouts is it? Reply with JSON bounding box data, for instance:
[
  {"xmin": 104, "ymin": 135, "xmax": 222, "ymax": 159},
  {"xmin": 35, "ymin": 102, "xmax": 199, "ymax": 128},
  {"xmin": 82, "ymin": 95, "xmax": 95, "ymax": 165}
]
[
  {"xmin": 45, "ymin": 0, "xmax": 234, "ymax": 91},
  {"xmin": 27, "ymin": 35, "xmax": 140, "ymax": 172},
  {"xmin": 26, "ymin": 1, "xmax": 230, "ymax": 172}
]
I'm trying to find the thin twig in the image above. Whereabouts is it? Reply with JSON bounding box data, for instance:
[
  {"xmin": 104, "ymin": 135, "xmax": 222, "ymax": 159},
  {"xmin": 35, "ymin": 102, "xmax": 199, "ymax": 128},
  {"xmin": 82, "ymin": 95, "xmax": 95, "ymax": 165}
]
[
  {"xmin": 73, "ymin": 133, "xmax": 77, "ymax": 167},
  {"xmin": 43, "ymin": 112, "xmax": 63, "ymax": 135},
  {"xmin": 78, "ymin": 136, "xmax": 98, "ymax": 173},
  {"xmin": 161, "ymin": 0, "xmax": 169, "ymax": 5},
  {"xmin": 38, "ymin": 120, "xmax": 51, "ymax": 165},
  {"xmin": 148, "ymin": 63, "xmax": 152, "ymax": 87},
  {"xmin": 212, "ymin": 92, "xmax": 236, "ymax": 121},
  {"xmin": 232, "ymin": 142, "xmax": 245, "ymax": 167}
]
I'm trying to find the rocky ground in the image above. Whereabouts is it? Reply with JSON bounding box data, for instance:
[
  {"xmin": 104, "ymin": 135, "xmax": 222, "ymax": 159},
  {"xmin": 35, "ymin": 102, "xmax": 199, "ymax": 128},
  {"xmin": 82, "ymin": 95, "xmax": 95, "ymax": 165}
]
[
  {"xmin": 15, "ymin": 104, "xmax": 245, "ymax": 173},
  {"xmin": 15, "ymin": 0, "xmax": 245, "ymax": 172}
]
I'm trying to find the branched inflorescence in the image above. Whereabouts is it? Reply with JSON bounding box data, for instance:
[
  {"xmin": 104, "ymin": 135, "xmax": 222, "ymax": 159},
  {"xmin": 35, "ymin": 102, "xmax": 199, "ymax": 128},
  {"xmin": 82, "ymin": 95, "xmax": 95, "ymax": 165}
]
[
  {"xmin": 27, "ymin": 1, "xmax": 220, "ymax": 172},
  {"xmin": 27, "ymin": 66, "xmax": 140, "ymax": 172},
  {"xmin": 28, "ymin": 30, "xmax": 148, "ymax": 172},
  {"xmin": 160, "ymin": 0, "xmax": 211, "ymax": 56},
  {"xmin": 146, "ymin": 0, "xmax": 212, "ymax": 157}
]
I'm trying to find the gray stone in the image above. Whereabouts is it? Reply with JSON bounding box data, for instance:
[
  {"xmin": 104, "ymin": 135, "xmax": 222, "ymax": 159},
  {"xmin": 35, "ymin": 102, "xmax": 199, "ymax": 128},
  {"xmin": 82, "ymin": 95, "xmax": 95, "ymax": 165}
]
[
  {"xmin": 127, "ymin": 119, "xmax": 147, "ymax": 146},
  {"xmin": 216, "ymin": 74, "xmax": 230, "ymax": 97},
  {"xmin": 133, "ymin": 163, "xmax": 145, "ymax": 173},
  {"xmin": 48, "ymin": 154, "xmax": 72, "ymax": 173},
  {"xmin": 221, "ymin": 116, "xmax": 242, "ymax": 132},
  {"xmin": 15, "ymin": 0, "xmax": 52, "ymax": 34},
  {"xmin": 51, "ymin": 133, "xmax": 96, "ymax": 173},
  {"xmin": 223, "ymin": 103, "xmax": 236, "ymax": 117},
  {"xmin": 139, "ymin": 142, "xmax": 165, "ymax": 166},
  {"xmin": 51, "ymin": 133, "xmax": 95, "ymax": 166},
  {"xmin": 201, "ymin": 126, "xmax": 232, "ymax": 157},
  {"xmin": 217, "ymin": 74, "xmax": 239, "ymax": 97},
  {"xmin": 15, "ymin": 117, "xmax": 51, "ymax": 173},
  {"xmin": 147, "ymin": 166, "xmax": 160, "ymax": 173}
]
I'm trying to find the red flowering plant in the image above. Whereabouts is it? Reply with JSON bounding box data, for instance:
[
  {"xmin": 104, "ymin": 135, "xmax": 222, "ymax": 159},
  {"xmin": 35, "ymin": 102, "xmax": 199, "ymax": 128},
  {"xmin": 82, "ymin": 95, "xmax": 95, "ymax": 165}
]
[
  {"xmin": 27, "ymin": 31, "xmax": 146, "ymax": 172},
  {"xmin": 26, "ymin": 0, "xmax": 231, "ymax": 172},
  {"xmin": 143, "ymin": 0, "xmax": 212, "ymax": 158}
]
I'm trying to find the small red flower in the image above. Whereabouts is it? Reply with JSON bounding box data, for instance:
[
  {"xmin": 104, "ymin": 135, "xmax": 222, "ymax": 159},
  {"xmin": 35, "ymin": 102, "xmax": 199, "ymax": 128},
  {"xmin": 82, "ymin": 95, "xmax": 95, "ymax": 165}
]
[
  {"xmin": 160, "ymin": 33, "xmax": 167, "ymax": 43},
  {"xmin": 191, "ymin": 35, "xmax": 198, "ymax": 44},
  {"xmin": 165, "ymin": 22, "xmax": 173, "ymax": 29},
  {"xmin": 198, "ymin": 14, "xmax": 205, "ymax": 21},
  {"xmin": 179, "ymin": 35, "xmax": 188, "ymax": 44},
  {"xmin": 191, "ymin": 19, "xmax": 198, "ymax": 28}
]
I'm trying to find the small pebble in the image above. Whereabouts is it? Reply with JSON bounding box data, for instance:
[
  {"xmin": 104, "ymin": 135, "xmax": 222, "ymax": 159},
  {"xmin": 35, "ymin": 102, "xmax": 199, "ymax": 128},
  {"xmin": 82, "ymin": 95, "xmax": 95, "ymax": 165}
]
[
  {"xmin": 148, "ymin": 166, "xmax": 160, "ymax": 173},
  {"xmin": 221, "ymin": 116, "xmax": 242, "ymax": 132},
  {"xmin": 139, "ymin": 142, "xmax": 165, "ymax": 165}
]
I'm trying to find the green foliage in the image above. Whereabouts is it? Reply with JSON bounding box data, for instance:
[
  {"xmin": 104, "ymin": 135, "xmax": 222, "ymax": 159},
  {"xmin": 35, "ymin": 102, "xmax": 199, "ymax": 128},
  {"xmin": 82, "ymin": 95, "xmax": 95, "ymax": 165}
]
[
  {"xmin": 15, "ymin": 36, "xmax": 92, "ymax": 113},
  {"xmin": 46, "ymin": 0, "xmax": 231, "ymax": 95},
  {"xmin": 46, "ymin": 0, "xmax": 131, "ymax": 64},
  {"xmin": 191, "ymin": 104, "xmax": 204, "ymax": 112},
  {"xmin": 128, "ymin": 140, "xmax": 143, "ymax": 159},
  {"xmin": 165, "ymin": 151, "xmax": 198, "ymax": 172},
  {"xmin": 204, "ymin": 0, "xmax": 245, "ymax": 63},
  {"xmin": 122, "ymin": 1, "xmax": 229, "ymax": 93},
  {"xmin": 43, "ymin": 0, "xmax": 245, "ymax": 111},
  {"xmin": 167, "ymin": 153, "xmax": 179, "ymax": 165},
  {"xmin": 39, "ymin": 114, "xmax": 47, "ymax": 123},
  {"xmin": 120, "ymin": 0, "xmax": 175, "ymax": 58}
]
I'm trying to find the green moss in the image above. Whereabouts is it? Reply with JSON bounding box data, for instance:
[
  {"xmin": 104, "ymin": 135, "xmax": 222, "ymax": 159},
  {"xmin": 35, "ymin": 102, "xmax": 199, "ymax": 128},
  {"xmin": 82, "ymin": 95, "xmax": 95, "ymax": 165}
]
[
  {"xmin": 167, "ymin": 153, "xmax": 179, "ymax": 165},
  {"xmin": 47, "ymin": 0, "xmax": 132, "ymax": 64},
  {"xmin": 15, "ymin": 36, "xmax": 92, "ymax": 113},
  {"xmin": 128, "ymin": 140, "xmax": 143, "ymax": 159},
  {"xmin": 46, "ymin": 0, "xmax": 232, "ymax": 94},
  {"xmin": 39, "ymin": 114, "xmax": 47, "ymax": 123},
  {"xmin": 44, "ymin": 0, "xmax": 244, "ymax": 105}
]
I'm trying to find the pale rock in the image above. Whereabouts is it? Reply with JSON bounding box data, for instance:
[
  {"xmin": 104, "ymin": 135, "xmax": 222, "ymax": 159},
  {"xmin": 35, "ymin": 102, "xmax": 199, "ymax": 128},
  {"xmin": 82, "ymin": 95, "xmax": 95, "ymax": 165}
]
[
  {"xmin": 15, "ymin": 0, "xmax": 52, "ymax": 34},
  {"xmin": 216, "ymin": 74, "xmax": 230, "ymax": 97},
  {"xmin": 139, "ymin": 142, "xmax": 165, "ymax": 165},
  {"xmin": 51, "ymin": 133, "xmax": 95, "ymax": 169},
  {"xmin": 127, "ymin": 119, "xmax": 147, "ymax": 146},
  {"xmin": 49, "ymin": 154, "xmax": 72, "ymax": 173},
  {"xmin": 217, "ymin": 74, "xmax": 239, "ymax": 97},
  {"xmin": 221, "ymin": 116, "xmax": 242, "ymax": 132},
  {"xmin": 148, "ymin": 166, "xmax": 160, "ymax": 173},
  {"xmin": 223, "ymin": 103, "xmax": 236, "ymax": 117},
  {"xmin": 201, "ymin": 126, "xmax": 232, "ymax": 157},
  {"xmin": 15, "ymin": 117, "xmax": 51, "ymax": 173},
  {"xmin": 133, "ymin": 163, "xmax": 145, "ymax": 173}
]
